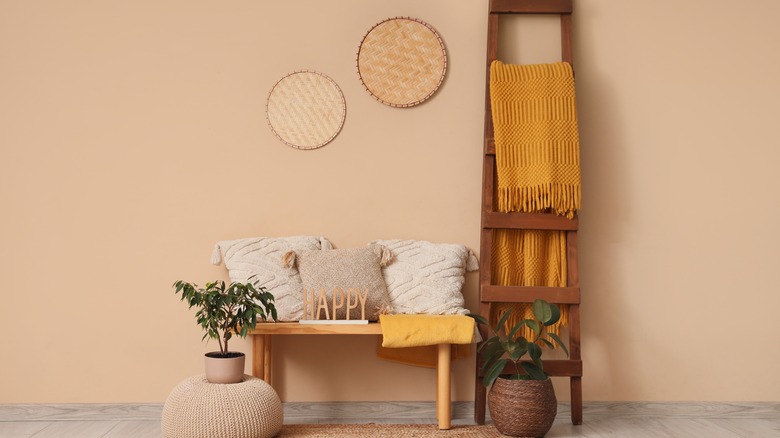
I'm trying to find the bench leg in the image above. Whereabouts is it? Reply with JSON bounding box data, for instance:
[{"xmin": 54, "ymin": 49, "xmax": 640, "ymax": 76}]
[
  {"xmin": 436, "ymin": 344, "xmax": 451, "ymax": 430},
  {"xmin": 252, "ymin": 334, "xmax": 272, "ymax": 383},
  {"xmin": 263, "ymin": 335, "xmax": 271, "ymax": 382}
]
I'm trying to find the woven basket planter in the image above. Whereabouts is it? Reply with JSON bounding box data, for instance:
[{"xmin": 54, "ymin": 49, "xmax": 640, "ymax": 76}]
[{"xmin": 488, "ymin": 377, "xmax": 557, "ymax": 437}]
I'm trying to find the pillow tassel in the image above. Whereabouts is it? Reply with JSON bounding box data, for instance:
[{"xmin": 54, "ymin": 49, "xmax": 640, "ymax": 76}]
[
  {"xmin": 466, "ymin": 250, "xmax": 480, "ymax": 272},
  {"xmin": 211, "ymin": 244, "xmax": 223, "ymax": 265},
  {"xmin": 379, "ymin": 245, "xmax": 394, "ymax": 267},
  {"xmin": 281, "ymin": 250, "xmax": 297, "ymax": 269}
]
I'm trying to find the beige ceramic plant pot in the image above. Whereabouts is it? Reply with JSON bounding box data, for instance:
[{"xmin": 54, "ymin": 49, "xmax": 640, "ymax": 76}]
[{"xmin": 204, "ymin": 352, "xmax": 245, "ymax": 384}]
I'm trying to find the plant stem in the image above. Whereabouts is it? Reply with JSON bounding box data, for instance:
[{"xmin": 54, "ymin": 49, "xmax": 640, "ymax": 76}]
[
  {"xmin": 222, "ymin": 302, "xmax": 236, "ymax": 355},
  {"xmin": 216, "ymin": 331, "xmax": 224, "ymax": 355}
]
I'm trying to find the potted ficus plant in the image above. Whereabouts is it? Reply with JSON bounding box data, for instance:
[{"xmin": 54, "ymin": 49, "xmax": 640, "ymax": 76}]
[
  {"xmin": 469, "ymin": 299, "xmax": 569, "ymax": 437},
  {"xmin": 173, "ymin": 279, "xmax": 277, "ymax": 384}
]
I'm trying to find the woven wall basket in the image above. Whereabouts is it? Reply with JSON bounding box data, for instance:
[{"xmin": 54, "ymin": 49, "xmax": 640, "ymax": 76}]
[
  {"xmin": 266, "ymin": 71, "xmax": 346, "ymax": 150},
  {"xmin": 357, "ymin": 17, "xmax": 447, "ymax": 108}
]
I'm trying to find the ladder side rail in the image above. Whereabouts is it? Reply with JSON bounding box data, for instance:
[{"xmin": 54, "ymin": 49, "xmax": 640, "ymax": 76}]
[
  {"xmin": 483, "ymin": 13, "xmax": 499, "ymax": 153},
  {"xmin": 566, "ymin": 229, "xmax": 583, "ymax": 424},
  {"xmin": 475, "ymin": 10, "xmax": 501, "ymax": 425}
]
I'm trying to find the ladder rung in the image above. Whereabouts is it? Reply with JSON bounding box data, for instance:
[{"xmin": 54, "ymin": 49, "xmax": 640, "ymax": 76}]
[
  {"xmin": 483, "ymin": 211, "xmax": 578, "ymax": 230},
  {"xmin": 490, "ymin": 0, "xmax": 572, "ymax": 14},
  {"xmin": 476, "ymin": 360, "xmax": 583, "ymax": 377},
  {"xmin": 481, "ymin": 285, "xmax": 581, "ymax": 304}
]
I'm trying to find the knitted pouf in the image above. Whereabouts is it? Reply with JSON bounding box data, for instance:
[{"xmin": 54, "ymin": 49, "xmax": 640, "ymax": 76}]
[{"xmin": 162, "ymin": 374, "xmax": 283, "ymax": 438}]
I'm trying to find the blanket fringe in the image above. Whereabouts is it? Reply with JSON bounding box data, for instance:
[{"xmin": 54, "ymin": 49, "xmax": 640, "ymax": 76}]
[{"xmin": 497, "ymin": 184, "xmax": 580, "ymax": 219}]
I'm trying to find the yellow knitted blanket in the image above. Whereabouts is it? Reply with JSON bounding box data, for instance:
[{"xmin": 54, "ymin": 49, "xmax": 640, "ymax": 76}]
[
  {"xmin": 489, "ymin": 60, "xmax": 581, "ymax": 340},
  {"xmin": 490, "ymin": 229, "xmax": 569, "ymax": 338},
  {"xmin": 379, "ymin": 314, "xmax": 475, "ymax": 348},
  {"xmin": 377, "ymin": 315, "xmax": 475, "ymax": 368},
  {"xmin": 490, "ymin": 60, "xmax": 580, "ymax": 218}
]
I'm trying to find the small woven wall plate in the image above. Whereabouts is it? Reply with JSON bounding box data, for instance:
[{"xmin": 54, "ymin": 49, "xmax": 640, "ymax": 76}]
[
  {"xmin": 266, "ymin": 71, "xmax": 346, "ymax": 150},
  {"xmin": 357, "ymin": 17, "xmax": 447, "ymax": 108}
]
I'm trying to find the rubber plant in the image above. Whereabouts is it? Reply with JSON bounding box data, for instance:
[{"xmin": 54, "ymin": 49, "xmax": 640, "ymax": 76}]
[
  {"xmin": 173, "ymin": 279, "xmax": 277, "ymax": 357},
  {"xmin": 469, "ymin": 299, "xmax": 569, "ymax": 387}
]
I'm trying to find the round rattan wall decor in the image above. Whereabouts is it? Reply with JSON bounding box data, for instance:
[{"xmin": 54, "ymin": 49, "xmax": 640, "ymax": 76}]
[
  {"xmin": 357, "ymin": 17, "xmax": 447, "ymax": 108},
  {"xmin": 266, "ymin": 71, "xmax": 346, "ymax": 150}
]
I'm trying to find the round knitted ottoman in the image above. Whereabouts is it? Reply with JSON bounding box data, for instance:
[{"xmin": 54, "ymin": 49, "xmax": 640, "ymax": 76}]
[{"xmin": 162, "ymin": 374, "xmax": 283, "ymax": 438}]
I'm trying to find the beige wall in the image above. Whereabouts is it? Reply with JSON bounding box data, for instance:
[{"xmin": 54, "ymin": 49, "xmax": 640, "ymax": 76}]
[{"xmin": 1, "ymin": 0, "xmax": 779, "ymax": 403}]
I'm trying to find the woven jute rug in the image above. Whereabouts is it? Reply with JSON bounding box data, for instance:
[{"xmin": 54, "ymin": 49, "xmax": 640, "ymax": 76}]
[{"xmin": 279, "ymin": 423, "xmax": 502, "ymax": 437}]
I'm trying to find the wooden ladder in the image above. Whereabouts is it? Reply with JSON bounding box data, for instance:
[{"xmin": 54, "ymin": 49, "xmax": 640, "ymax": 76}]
[{"xmin": 475, "ymin": 0, "xmax": 583, "ymax": 425}]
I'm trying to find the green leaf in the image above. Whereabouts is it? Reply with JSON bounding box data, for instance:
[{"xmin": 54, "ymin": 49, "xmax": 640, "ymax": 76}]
[
  {"xmin": 478, "ymin": 336, "xmax": 501, "ymax": 354},
  {"xmin": 545, "ymin": 303, "xmax": 561, "ymax": 326},
  {"xmin": 546, "ymin": 332, "xmax": 569, "ymax": 357},
  {"xmin": 527, "ymin": 343, "xmax": 543, "ymax": 369},
  {"xmin": 505, "ymin": 340, "xmax": 519, "ymax": 359},
  {"xmin": 485, "ymin": 342, "xmax": 506, "ymax": 363},
  {"xmin": 507, "ymin": 319, "xmax": 527, "ymax": 340},
  {"xmin": 483, "ymin": 358, "xmax": 508, "ymax": 388},
  {"xmin": 509, "ymin": 343, "xmax": 527, "ymax": 361},
  {"xmin": 532, "ymin": 299, "xmax": 552, "ymax": 324},
  {"xmin": 467, "ymin": 313, "xmax": 490, "ymax": 327},
  {"xmin": 496, "ymin": 309, "xmax": 513, "ymax": 334},
  {"xmin": 521, "ymin": 361, "xmax": 548, "ymax": 380},
  {"xmin": 500, "ymin": 340, "xmax": 510, "ymax": 356},
  {"xmin": 539, "ymin": 338, "xmax": 555, "ymax": 349},
  {"xmin": 516, "ymin": 337, "xmax": 528, "ymax": 350},
  {"xmin": 525, "ymin": 320, "xmax": 540, "ymax": 336},
  {"xmin": 481, "ymin": 354, "xmax": 501, "ymax": 375}
]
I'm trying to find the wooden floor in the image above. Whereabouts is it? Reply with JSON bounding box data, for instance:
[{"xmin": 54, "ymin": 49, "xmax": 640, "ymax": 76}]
[{"xmin": 1, "ymin": 402, "xmax": 778, "ymax": 437}]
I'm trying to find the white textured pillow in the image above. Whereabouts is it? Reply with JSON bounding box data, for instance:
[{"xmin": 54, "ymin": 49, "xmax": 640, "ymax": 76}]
[
  {"xmin": 212, "ymin": 236, "xmax": 332, "ymax": 321},
  {"xmin": 369, "ymin": 239, "xmax": 479, "ymax": 315}
]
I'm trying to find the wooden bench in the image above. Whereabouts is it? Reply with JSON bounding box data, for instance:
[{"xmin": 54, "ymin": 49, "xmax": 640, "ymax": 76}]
[{"xmin": 248, "ymin": 322, "xmax": 455, "ymax": 430}]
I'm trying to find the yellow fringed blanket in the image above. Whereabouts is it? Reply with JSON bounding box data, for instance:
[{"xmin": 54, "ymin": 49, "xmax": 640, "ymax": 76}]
[
  {"xmin": 489, "ymin": 60, "xmax": 581, "ymax": 340},
  {"xmin": 490, "ymin": 229, "xmax": 569, "ymax": 336},
  {"xmin": 490, "ymin": 60, "xmax": 581, "ymax": 218}
]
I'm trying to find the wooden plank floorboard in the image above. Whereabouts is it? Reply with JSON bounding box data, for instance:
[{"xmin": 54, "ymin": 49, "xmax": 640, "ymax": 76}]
[
  {"xmin": 704, "ymin": 418, "xmax": 780, "ymax": 437},
  {"xmin": 581, "ymin": 401, "xmax": 780, "ymax": 419},
  {"xmin": 102, "ymin": 420, "xmax": 162, "ymax": 438},
  {"xmin": 27, "ymin": 421, "xmax": 118, "ymax": 438},
  {"xmin": 0, "ymin": 421, "xmax": 52, "ymax": 437}
]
